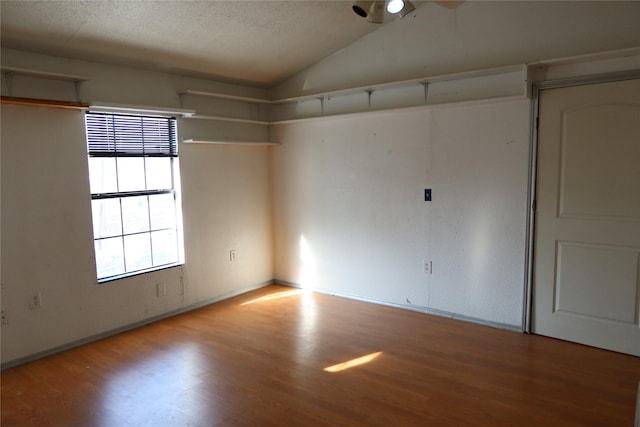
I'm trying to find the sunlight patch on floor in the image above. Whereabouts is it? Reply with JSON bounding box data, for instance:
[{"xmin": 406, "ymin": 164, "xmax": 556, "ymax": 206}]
[
  {"xmin": 323, "ymin": 352, "xmax": 383, "ymax": 373},
  {"xmin": 240, "ymin": 289, "xmax": 303, "ymax": 306}
]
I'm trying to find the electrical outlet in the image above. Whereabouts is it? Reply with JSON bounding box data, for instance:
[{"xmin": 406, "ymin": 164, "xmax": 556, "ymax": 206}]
[
  {"xmin": 423, "ymin": 260, "xmax": 432, "ymax": 274},
  {"xmin": 1, "ymin": 310, "xmax": 7, "ymax": 326},
  {"xmin": 29, "ymin": 292, "xmax": 42, "ymax": 310}
]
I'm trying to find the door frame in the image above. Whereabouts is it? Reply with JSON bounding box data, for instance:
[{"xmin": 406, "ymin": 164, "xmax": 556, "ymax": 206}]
[{"xmin": 523, "ymin": 69, "xmax": 640, "ymax": 334}]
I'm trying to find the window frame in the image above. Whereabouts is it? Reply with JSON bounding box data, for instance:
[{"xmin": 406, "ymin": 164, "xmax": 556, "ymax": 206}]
[{"xmin": 85, "ymin": 112, "xmax": 184, "ymax": 283}]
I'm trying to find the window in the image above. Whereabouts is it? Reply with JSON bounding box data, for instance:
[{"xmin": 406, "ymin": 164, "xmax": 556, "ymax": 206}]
[{"xmin": 85, "ymin": 112, "xmax": 183, "ymax": 282}]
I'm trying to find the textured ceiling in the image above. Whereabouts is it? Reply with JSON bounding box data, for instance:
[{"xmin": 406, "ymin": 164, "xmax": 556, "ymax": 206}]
[{"xmin": 0, "ymin": 0, "xmax": 392, "ymax": 87}]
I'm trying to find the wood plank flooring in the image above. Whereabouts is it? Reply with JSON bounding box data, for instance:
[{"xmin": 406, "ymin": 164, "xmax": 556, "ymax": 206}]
[{"xmin": 2, "ymin": 284, "xmax": 639, "ymax": 426}]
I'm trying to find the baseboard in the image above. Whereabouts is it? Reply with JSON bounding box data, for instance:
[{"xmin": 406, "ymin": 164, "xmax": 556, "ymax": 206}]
[
  {"xmin": 276, "ymin": 279, "xmax": 523, "ymax": 333},
  {"xmin": 1, "ymin": 280, "xmax": 274, "ymax": 371}
]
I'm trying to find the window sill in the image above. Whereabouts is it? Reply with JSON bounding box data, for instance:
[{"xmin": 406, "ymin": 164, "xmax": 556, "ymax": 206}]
[{"xmin": 97, "ymin": 262, "xmax": 183, "ymax": 284}]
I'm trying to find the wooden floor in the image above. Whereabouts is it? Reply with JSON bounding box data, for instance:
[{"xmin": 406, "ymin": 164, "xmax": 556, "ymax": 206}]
[{"xmin": 2, "ymin": 285, "xmax": 639, "ymax": 426}]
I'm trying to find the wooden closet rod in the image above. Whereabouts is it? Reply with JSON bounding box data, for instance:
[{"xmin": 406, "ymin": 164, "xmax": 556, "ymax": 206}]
[{"xmin": 1, "ymin": 96, "xmax": 88, "ymax": 110}]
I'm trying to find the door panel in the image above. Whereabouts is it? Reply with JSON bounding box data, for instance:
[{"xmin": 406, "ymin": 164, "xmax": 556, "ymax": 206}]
[
  {"xmin": 554, "ymin": 241, "xmax": 638, "ymax": 324},
  {"xmin": 559, "ymin": 103, "xmax": 640, "ymax": 220},
  {"xmin": 533, "ymin": 79, "xmax": 640, "ymax": 356}
]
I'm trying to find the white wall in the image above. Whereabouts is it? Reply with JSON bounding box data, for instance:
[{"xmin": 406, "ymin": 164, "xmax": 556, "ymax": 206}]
[
  {"xmin": 272, "ymin": 98, "xmax": 530, "ymax": 327},
  {"xmin": 0, "ymin": 52, "xmax": 273, "ymax": 365},
  {"xmin": 270, "ymin": 1, "xmax": 640, "ymax": 99},
  {"xmin": 180, "ymin": 142, "xmax": 273, "ymax": 301}
]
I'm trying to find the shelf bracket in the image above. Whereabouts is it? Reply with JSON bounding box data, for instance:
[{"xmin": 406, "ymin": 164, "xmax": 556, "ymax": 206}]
[
  {"xmin": 74, "ymin": 80, "xmax": 82, "ymax": 103},
  {"xmin": 317, "ymin": 96, "xmax": 325, "ymax": 116},
  {"xmin": 365, "ymin": 89, "xmax": 374, "ymax": 110},
  {"xmin": 420, "ymin": 81, "xmax": 429, "ymax": 104}
]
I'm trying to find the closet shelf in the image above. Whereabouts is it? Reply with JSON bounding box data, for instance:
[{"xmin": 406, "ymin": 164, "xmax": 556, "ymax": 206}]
[
  {"xmin": 1, "ymin": 66, "xmax": 88, "ymax": 82},
  {"xmin": 178, "ymin": 64, "xmax": 527, "ymax": 124},
  {"xmin": 89, "ymin": 102, "xmax": 195, "ymax": 117},
  {"xmin": 178, "ymin": 90, "xmax": 270, "ymax": 104},
  {"xmin": 180, "ymin": 64, "xmax": 525, "ymax": 106},
  {"xmin": 270, "ymin": 65, "xmax": 525, "ymax": 104},
  {"xmin": 182, "ymin": 138, "xmax": 279, "ymax": 146},
  {"xmin": 184, "ymin": 114, "xmax": 269, "ymax": 125}
]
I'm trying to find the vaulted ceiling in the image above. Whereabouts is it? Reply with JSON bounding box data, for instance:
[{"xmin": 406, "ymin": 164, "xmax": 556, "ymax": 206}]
[{"xmin": 0, "ymin": 1, "xmax": 405, "ymax": 87}]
